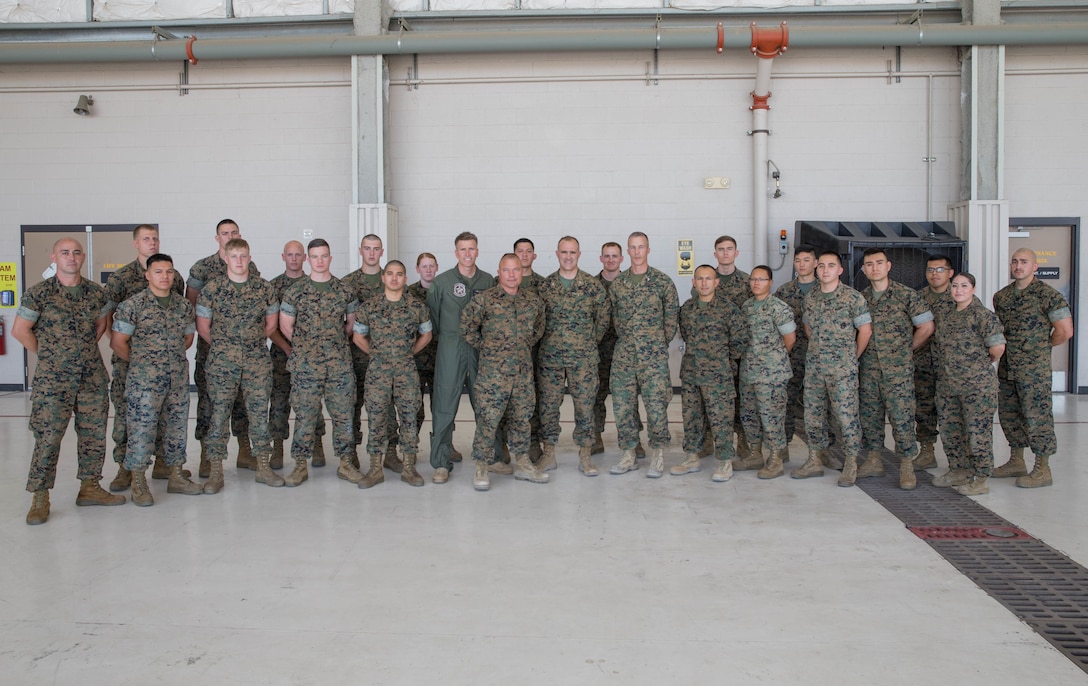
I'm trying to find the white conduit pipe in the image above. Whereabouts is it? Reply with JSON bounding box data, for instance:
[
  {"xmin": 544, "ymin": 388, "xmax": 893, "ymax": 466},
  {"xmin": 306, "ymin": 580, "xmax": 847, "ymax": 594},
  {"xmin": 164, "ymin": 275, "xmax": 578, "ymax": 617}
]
[{"xmin": 751, "ymin": 54, "xmax": 774, "ymax": 268}]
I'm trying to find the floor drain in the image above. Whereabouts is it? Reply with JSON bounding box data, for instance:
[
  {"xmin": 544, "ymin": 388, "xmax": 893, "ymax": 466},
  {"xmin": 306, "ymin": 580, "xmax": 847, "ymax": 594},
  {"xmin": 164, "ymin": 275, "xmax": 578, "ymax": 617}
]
[{"xmin": 837, "ymin": 448, "xmax": 1088, "ymax": 674}]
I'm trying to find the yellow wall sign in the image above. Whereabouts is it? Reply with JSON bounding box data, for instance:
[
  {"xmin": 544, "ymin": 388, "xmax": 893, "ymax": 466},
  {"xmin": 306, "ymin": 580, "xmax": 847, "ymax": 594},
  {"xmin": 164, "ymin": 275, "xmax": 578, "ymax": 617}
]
[
  {"xmin": 0, "ymin": 263, "xmax": 17, "ymax": 308},
  {"xmin": 677, "ymin": 239, "xmax": 694, "ymax": 276}
]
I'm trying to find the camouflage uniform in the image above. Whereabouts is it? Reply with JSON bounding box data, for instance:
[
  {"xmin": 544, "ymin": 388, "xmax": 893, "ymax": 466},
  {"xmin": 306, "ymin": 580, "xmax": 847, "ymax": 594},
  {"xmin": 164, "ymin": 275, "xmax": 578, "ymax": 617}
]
[
  {"xmin": 537, "ymin": 269, "xmax": 610, "ymax": 448},
  {"xmin": 775, "ymin": 278, "xmax": 817, "ymax": 441},
  {"xmin": 913, "ymin": 286, "xmax": 955, "ymax": 445},
  {"xmin": 342, "ymin": 269, "xmax": 386, "ymax": 447},
  {"xmin": 516, "ymin": 271, "xmax": 545, "ymax": 445},
  {"xmin": 461, "ymin": 285, "xmax": 545, "ymax": 461},
  {"xmin": 859, "ymin": 280, "xmax": 933, "ymax": 458},
  {"xmin": 694, "ymin": 269, "xmax": 752, "ymax": 442},
  {"xmin": 738, "ymin": 295, "xmax": 796, "ymax": 453},
  {"xmin": 802, "ymin": 284, "xmax": 871, "ymax": 456},
  {"xmin": 354, "ymin": 293, "xmax": 431, "ymax": 458},
  {"xmin": 679, "ymin": 293, "xmax": 744, "ymax": 460},
  {"xmin": 281, "ymin": 277, "xmax": 358, "ymax": 463},
  {"xmin": 188, "ymin": 252, "xmax": 259, "ymax": 443},
  {"xmin": 113, "ymin": 290, "xmax": 196, "ymax": 471},
  {"xmin": 407, "ymin": 281, "xmax": 437, "ymax": 426},
  {"xmin": 20, "ymin": 278, "xmax": 110, "ymax": 492},
  {"xmin": 196, "ymin": 277, "xmax": 280, "ymax": 466},
  {"xmin": 935, "ymin": 297, "xmax": 1006, "ymax": 476},
  {"xmin": 593, "ymin": 272, "xmax": 618, "ymax": 435},
  {"xmin": 610, "ymin": 267, "xmax": 679, "ymax": 450},
  {"xmin": 993, "ymin": 279, "xmax": 1071, "ymax": 457},
  {"xmin": 267, "ymin": 272, "xmax": 321, "ymax": 442},
  {"xmin": 427, "ymin": 267, "xmax": 496, "ymax": 471},
  {"xmin": 103, "ymin": 259, "xmax": 184, "ymax": 465}
]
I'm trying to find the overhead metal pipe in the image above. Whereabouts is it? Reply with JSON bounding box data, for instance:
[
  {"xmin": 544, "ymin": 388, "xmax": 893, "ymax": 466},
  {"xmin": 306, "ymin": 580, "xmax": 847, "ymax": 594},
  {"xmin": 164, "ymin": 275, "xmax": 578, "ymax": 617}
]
[{"xmin": 2, "ymin": 23, "xmax": 1088, "ymax": 64}]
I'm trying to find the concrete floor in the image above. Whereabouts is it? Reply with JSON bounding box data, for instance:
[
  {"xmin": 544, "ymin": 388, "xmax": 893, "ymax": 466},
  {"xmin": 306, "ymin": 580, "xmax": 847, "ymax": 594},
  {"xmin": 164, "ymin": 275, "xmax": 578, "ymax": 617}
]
[{"xmin": 1, "ymin": 391, "xmax": 1086, "ymax": 685}]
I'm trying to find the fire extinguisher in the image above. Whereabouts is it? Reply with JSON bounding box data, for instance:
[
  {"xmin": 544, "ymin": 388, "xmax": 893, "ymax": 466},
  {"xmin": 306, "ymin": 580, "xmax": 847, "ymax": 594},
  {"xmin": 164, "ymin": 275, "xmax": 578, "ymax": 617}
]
[{"xmin": 0, "ymin": 316, "xmax": 6, "ymax": 355}]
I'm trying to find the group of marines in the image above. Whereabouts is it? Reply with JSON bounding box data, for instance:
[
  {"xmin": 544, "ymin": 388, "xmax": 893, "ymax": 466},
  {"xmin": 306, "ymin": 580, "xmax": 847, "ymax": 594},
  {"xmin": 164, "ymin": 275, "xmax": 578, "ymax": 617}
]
[{"xmin": 17, "ymin": 222, "xmax": 1072, "ymax": 524}]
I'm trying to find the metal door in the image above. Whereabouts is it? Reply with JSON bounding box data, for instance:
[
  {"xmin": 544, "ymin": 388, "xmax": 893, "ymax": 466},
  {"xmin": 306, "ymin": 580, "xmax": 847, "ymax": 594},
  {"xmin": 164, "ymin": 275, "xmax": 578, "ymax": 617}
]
[
  {"xmin": 21, "ymin": 225, "xmax": 143, "ymax": 390},
  {"xmin": 1008, "ymin": 218, "xmax": 1078, "ymax": 393}
]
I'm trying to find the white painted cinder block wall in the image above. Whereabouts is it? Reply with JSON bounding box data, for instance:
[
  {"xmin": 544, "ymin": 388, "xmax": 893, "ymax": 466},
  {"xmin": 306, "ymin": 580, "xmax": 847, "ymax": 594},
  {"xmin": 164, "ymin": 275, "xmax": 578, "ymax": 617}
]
[{"xmin": 0, "ymin": 45, "xmax": 1086, "ymax": 389}]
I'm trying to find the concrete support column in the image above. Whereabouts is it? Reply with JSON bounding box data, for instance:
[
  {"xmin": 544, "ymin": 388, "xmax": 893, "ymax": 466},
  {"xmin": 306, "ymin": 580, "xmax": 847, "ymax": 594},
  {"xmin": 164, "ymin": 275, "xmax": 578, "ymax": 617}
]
[
  {"xmin": 955, "ymin": 0, "xmax": 1006, "ymax": 295},
  {"xmin": 353, "ymin": 1, "xmax": 389, "ymax": 207}
]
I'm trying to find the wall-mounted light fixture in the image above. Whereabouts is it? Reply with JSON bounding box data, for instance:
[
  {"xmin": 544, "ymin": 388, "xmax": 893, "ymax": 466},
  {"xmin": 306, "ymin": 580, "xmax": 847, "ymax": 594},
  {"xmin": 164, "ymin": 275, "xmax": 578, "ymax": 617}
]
[
  {"xmin": 73, "ymin": 95, "xmax": 94, "ymax": 116},
  {"xmin": 767, "ymin": 159, "xmax": 783, "ymax": 199}
]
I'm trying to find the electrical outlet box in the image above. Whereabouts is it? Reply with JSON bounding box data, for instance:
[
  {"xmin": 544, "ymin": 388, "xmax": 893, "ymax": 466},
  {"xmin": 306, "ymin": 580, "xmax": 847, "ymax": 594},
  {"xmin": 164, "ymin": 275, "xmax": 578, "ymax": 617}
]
[{"xmin": 703, "ymin": 177, "xmax": 731, "ymax": 190}]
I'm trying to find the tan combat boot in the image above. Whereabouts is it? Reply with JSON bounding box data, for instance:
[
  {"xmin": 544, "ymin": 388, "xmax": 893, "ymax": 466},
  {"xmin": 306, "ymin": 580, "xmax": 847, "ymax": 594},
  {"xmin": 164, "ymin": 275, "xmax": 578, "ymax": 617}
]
[
  {"xmin": 167, "ymin": 464, "xmax": 204, "ymax": 495},
  {"xmin": 236, "ymin": 435, "xmax": 256, "ymax": 470},
  {"xmin": 450, "ymin": 445, "xmax": 463, "ymax": 463},
  {"xmin": 953, "ymin": 476, "xmax": 989, "ymax": 495},
  {"xmin": 355, "ymin": 453, "xmax": 382, "ymax": 488},
  {"xmin": 311, "ymin": 437, "xmax": 326, "ymax": 467},
  {"xmin": 1016, "ymin": 455, "xmax": 1052, "ymax": 489},
  {"xmin": 635, "ymin": 441, "xmax": 646, "ymax": 459},
  {"xmin": 914, "ymin": 442, "xmax": 937, "ymax": 470},
  {"xmin": 712, "ymin": 459, "xmax": 734, "ymax": 482},
  {"xmin": 271, "ymin": 439, "xmax": 284, "ymax": 470},
  {"xmin": 733, "ymin": 440, "xmax": 764, "ymax": 471},
  {"xmin": 489, "ymin": 457, "xmax": 514, "ymax": 475},
  {"xmin": 384, "ymin": 444, "xmax": 404, "ymax": 474},
  {"xmin": 432, "ymin": 467, "xmax": 450, "ymax": 484},
  {"xmin": 610, "ymin": 448, "xmax": 639, "ymax": 475},
  {"xmin": 591, "ymin": 434, "xmax": 605, "ymax": 456},
  {"xmin": 109, "ymin": 467, "xmax": 132, "ymax": 492},
  {"xmin": 76, "ymin": 479, "xmax": 125, "ymax": 506},
  {"xmin": 199, "ymin": 442, "xmax": 210, "ymax": 478},
  {"xmin": 735, "ymin": 432, "xmax": 752, "ymax": 460},
  {"xmin": 131, "ymin": 469, "xmax": 154, "ymax": 506},
  {"xmin": 993, "ymin": 447, "xmax": 1028, "ymax": 478},
  {"xmin": 790, "ymin": 450, "xmax": 825, "ymax": 479},
  {"xmin": 514, "ymin": 453, "xmax": 550, "ymax": 484},
  {"xmin": 26, "ymin": 491, "xmax": 50, "ymax": 525},
  {"xmin": 776, "ymin": 445, "xmax": 791, "ymax": 465},
  {"xmin": 646, "ymin": 447, "xmax": 665, "ymax": 478},
  {"xmin": 203, "ymin": 457, "xmax": 225, "ymax": 494},
  {"xmin": 401, "ymin": 453, "xmax": 424, "ymax": 487},
  {"xmin": 473, "ymin": 460, "xmax": 490, "ymax": 491},
  {"xmin": 758, "ymin": 449, "xmax": 784, "ymax": 480},
  {"xmin": 255, "ymin": 452, "xmax": 285, "ymax": 487},
  {"xmin": 284, "ymin": 458, "xmax": 309, "ymax": 487},
  {"xmin": 818, "ymin": 448, "xmax": 843, "ymax": 470},
  {"xmin": 932, "ymin": 468, "xmax": 970, "ymax": 488},
  {"xmin": 537, "ymin": 443, "xmax": 557, "ymax": 472},
  {"xmin": 153, "ymin": 456, "xmax": 189, "ymax": 480},
  {"xmin": 837, "ymin": 454, "xmax": 858, "ymax": 487},
  {"xmin": 899, "ymin": 457, "xmax": 917, "ymax": 490},
  {"xmin": 578, "ymin": 446, "xmax": 598, "ymax": 476},
  {"xmin": 698, "ymin": 434, "xmax": 714, "ymax": 458},
  {"xmin": 857, "ymin": 450, "xmax": 885, "ymax": 479},
  {"xmin": 528, "ymin": 442, "xmax": 543, "ymax": 463},
  {"xmin": 670, "ymin": 452, "xmax": 703, "ymax": 476}
]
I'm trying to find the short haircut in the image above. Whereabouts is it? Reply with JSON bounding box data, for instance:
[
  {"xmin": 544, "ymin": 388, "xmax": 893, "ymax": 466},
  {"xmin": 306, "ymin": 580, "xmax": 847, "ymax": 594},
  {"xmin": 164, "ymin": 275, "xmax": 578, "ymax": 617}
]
[
  {"xmin": 514, "ymin": 238, "xmax": 535, "ymax": 251},
  {"xmin": 714, "ymin": 235, "xmax": 737, "ymax": 249},
  {"xmin": 416, "ymin": 252, "xmax": 437, "ymax": 266},
  {"xmin": 926, "ymin": 254, "xmax": 954, "ymax": 271},
  {"xmin": 954, "ymin": 272, "xmax": 976, "ymax": 288},
  {"xmin": 361, "ymin": 233, "xmax": 382, "ymax": 245},
  {"xmin": 147, "ymin": 253, "xmax": 173, "ymax": 269},
  {"xmin": 455, "ymin": 231, "xmax": 478, "ymax": 246},
  {"xmin": 225, "ymin": 238, "xmax": 250, "ymax": 253},
  {"xmin": 557, "ymin": 236, "xmax": 580, "ymax": 249},
  {"xmin": 818, "ymin": 251, "xmax": 842, "ymax": 267},
  {"xmin": 794, "ymin": 243, "xmax": 818, "ymax": 258},
  {"xmin": 628, "ymin": 231, "xmax": 649, "ymax": 243},
  {"xmin": 307, "ymin": 238, "xmax": 330, "ymax": 252},
  {"xmin": 862, "ymin": 247, "xmax": 888, "ymax": 261},
  {"xmin": 133, "ymin": 224, "xmax": 158, "ymax": 239},
  {"xmin": 694, "ymin": 264, "xmax": 717, "ymax": 276},
  {"xmin": 498, "ymin": 252, "xmax": 520, "ymax": 266},
  {"xmin": 216, "ymin": 218, "xmax": 237, "ymax": 231},
  {"xmin": 385, "ymin": 259, "xmax": 406, "ymax": 273},
  {"xmin": 751, "ymin": 264, "xmax": 773, "ymax": 280},
  {"xmin": 601, "ymin": 241, "xmax": 622, "ymax": 254}
]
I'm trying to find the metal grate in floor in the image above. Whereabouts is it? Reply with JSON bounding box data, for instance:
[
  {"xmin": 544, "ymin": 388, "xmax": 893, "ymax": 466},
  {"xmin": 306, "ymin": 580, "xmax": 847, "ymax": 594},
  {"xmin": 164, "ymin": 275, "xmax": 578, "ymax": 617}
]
[{"xmin": 838, "ymin": 448, "xmax": 1088, "ymax": 674}]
